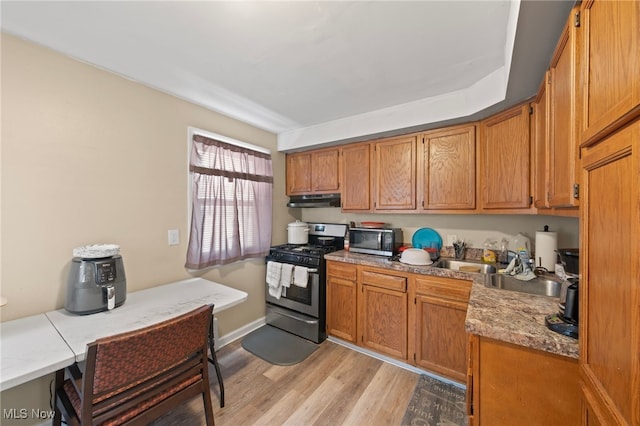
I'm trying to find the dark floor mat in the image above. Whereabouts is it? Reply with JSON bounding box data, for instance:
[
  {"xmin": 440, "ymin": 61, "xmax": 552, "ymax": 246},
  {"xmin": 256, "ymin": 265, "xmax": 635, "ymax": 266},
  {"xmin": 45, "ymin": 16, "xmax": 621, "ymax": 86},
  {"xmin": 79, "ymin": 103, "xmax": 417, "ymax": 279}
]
[
  {"xmin": 241, "ymin": 325, "xmax": 319, "ymax": 366},
  {"xmin": 402, "ymin": 374, "xmax": 468, "ymax": 426}
]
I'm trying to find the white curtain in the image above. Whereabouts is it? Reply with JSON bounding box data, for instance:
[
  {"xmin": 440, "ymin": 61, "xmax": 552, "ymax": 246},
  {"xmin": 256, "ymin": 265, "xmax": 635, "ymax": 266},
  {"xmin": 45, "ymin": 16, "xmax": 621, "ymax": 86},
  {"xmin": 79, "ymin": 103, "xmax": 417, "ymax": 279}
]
[{"xmin": 186, "ymin": 134, "xmax": 272, "ymax": 269}]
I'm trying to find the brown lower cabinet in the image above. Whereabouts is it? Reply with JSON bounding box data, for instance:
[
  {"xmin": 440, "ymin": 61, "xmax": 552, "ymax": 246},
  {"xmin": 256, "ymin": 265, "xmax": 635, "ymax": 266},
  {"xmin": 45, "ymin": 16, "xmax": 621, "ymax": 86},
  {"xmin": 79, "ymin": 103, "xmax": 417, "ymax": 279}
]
[
  {"xmin": 467, "ymin": 335, "xmax": 580, "ymax": 426},
  {"xmin": 358, "ymin": 267, "xmax": 409, "ymax": 360},
  {"xmin": 326, "ymin": 260, "xmax": 471, "ymax": 382},
  {"xmin": 411, "ymin": 275, "xmax": 471, "ymax": 382},
  {"xmin": 326, "ymin": 261, "xmax": 358, "ymax": 343}
]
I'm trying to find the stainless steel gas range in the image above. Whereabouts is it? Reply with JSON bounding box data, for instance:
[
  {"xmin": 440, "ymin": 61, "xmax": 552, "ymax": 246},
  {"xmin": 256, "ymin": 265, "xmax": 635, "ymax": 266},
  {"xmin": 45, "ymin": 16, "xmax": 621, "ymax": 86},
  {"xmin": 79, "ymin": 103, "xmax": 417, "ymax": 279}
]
[{"xmin": 265, "ymin": 223, "xmax": 347, "ymax": 343}]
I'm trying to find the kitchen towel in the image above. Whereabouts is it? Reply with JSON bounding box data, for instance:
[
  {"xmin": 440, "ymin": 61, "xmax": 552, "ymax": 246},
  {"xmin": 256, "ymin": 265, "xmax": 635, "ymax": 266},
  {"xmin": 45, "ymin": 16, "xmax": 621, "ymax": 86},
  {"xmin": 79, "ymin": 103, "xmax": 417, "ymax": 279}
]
[
  {"xmin": 266, "ymin": 261, "xmax": 283, "ymax": 299},
  {"xmin": 535, "ymin": 230, "xmax": 558, "ymax": 271},
  {"xmin": 293, "ymin": 266, "xmax": 309, "ymax": 288},
  {"xmin": 280, "ymin": 263, "xmax": 293, "ymax": 289}
]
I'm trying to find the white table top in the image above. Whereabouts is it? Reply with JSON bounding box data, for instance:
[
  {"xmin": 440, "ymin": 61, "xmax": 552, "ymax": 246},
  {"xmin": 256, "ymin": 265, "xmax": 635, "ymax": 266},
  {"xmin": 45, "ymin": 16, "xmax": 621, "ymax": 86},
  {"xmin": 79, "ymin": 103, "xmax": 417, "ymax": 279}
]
[
  {"xmin": 1, "ymin": 277, "xmax": 248, "ymax": 390},
  {"xmin": 46, "ymin": 277, "xmax": 248, "ymax": 362},
  {"xmin": 0, "ymin": 314, "xmax": 75, "ymax": 391}
]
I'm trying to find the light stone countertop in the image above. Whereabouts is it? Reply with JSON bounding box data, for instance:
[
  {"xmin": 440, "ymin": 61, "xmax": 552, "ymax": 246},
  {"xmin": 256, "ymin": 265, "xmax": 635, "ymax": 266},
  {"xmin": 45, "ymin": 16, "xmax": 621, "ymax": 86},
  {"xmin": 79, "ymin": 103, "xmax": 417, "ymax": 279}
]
[{"xmin": 324, "ymin": 250, "xmax": 579, "ymax": 359}]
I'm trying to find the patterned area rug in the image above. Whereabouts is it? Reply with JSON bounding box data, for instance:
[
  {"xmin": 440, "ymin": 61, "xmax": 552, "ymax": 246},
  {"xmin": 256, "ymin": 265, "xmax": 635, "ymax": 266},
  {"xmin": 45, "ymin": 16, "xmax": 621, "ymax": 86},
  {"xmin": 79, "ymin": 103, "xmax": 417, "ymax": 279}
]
[{"xmin": 401, "ymin": 375, "xmax": 468, "ymax": 426}]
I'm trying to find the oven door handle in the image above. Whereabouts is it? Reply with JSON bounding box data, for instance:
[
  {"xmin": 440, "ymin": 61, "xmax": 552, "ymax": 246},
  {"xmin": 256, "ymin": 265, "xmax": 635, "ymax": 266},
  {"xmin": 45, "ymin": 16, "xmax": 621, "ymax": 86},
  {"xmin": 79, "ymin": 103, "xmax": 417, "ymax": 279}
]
[{"xmin": 306, "ymin": 268, "xmax": 318, "ymax": 273}]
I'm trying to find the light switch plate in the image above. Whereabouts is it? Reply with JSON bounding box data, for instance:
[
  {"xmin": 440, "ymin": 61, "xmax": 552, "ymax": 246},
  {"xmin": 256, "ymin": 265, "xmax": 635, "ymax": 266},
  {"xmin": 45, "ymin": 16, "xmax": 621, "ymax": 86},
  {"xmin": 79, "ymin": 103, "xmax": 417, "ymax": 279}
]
[{"xmin": 168, "ymin": 229, "xmax": 179, "ymax": 246}]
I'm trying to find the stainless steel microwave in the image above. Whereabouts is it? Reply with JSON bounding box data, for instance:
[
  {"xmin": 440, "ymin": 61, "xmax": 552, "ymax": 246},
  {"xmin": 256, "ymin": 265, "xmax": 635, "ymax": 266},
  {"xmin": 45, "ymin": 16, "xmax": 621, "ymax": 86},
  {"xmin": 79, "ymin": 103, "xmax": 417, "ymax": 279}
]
[{"xmin": 348, "ymin": 228, "xmax": 403, "ymax": 256}]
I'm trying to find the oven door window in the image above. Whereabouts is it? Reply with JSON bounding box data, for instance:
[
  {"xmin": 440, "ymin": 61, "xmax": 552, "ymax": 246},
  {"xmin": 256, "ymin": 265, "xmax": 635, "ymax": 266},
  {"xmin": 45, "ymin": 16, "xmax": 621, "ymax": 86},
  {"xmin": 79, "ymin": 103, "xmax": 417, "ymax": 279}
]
[{"xmin": 283, "ymin": 281, "xmax": 312, "ymax": 305}]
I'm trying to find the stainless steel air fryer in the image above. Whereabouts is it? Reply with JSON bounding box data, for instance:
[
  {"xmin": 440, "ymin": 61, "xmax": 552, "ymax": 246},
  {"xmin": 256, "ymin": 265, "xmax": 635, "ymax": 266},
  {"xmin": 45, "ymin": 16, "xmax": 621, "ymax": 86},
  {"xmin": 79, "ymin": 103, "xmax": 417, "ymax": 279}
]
[{"xmin": 65, "ymin": 255, "xmax": 127, "ymax": 315}]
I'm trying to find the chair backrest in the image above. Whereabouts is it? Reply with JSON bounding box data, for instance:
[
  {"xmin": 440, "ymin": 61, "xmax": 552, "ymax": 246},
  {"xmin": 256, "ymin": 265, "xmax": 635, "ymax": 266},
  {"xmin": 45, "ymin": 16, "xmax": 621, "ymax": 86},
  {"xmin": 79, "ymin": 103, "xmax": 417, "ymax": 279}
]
[{"xmin": 81, "ymin": 304, "xmax": 213, "ymax": 423}]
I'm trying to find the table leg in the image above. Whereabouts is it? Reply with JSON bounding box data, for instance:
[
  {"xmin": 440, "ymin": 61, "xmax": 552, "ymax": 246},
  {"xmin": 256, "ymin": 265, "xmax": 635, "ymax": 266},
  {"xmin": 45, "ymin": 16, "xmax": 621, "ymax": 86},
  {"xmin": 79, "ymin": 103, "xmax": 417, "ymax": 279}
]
[{"xmin": 208, "ymin": 316, "xmax": 224, "ymax": 408}]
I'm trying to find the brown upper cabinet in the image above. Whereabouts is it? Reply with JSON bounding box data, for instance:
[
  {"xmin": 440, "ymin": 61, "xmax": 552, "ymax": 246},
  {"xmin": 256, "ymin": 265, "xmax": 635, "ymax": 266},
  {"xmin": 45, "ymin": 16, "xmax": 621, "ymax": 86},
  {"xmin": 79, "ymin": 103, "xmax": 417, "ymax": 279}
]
[
  {"xmin": 286, "ymin": 147, "xmax": 340, "ymax": 196},
  {"xmin": 548, "ymin": 6, "xmax": 580, "ymax": 208},
  {"xmin": 531, "ymin": 72, "xmax": 579, "ymax": 218},
  {"xmin": 419, "ymin": 124, "xmax": 477, "ymax": 211},
  {"xmin": 340, "ymin": 143, "xmax": 372, "ymax": 211},
  {"xmin": 372, "ymin": 135, "xmax": 417, "ymax": 211},
  {"xmin": 339, "ymin": 136, "xmax": 421, "ymax": 213},
  {"xmin": 532, "ymin": 75, "xmax": 549, "ymax": 209},
  {"xmin": 578, "ymin": 0, "xmax": 640, "ymax": 148},
  {"xmin": 479, "ymin": 103, "xmax": 533, "ymax": 212}
]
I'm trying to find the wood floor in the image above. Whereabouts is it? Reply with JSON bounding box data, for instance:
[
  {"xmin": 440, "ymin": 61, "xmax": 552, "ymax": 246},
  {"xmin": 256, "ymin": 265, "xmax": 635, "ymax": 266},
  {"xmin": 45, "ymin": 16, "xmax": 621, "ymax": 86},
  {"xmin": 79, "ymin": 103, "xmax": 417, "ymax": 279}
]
[{"xmin": 152, "ymin": 338, "xmax": 420, "ymax": 425}]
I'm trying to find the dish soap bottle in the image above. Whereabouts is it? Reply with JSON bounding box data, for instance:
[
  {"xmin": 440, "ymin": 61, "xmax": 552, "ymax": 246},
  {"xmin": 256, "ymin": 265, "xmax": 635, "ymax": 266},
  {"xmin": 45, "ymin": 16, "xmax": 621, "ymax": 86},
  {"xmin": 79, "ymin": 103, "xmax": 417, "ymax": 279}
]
[
  {"xmin": 513, "ymin": 233, "xmax": 531, "ymax": 265},
  {"xmin": 482, "ymin": 239, "xmax": 497, "ymax": 263}
]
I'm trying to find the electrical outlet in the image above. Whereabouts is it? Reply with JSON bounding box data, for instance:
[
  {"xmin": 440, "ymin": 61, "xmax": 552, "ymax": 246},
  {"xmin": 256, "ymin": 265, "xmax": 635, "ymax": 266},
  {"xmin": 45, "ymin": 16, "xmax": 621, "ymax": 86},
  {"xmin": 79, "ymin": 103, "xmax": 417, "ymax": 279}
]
[
  {"xmin": 168, "ymin": 229, "xmax": 179, "ymax": 246},
  {"xmin": 447, "ymin": 234, "xmax": 458, "ymax": 246}
]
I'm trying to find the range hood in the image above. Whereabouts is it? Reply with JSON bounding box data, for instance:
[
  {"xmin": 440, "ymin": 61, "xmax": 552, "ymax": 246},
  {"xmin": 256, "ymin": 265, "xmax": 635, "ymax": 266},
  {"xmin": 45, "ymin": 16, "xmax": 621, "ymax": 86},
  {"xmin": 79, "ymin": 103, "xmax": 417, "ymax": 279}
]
[{"xmin": 287, "ymin": 193, "xmax": 341, "ymax": 208}]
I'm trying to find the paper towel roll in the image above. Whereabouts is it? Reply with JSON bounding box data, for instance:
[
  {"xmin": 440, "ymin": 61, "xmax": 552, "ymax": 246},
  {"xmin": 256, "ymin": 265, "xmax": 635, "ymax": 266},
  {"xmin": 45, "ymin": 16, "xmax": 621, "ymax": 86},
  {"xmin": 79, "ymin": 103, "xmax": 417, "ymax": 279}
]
[{"xmin": 535, "ymin": 230, "xmax": 558, "ymax": 271}]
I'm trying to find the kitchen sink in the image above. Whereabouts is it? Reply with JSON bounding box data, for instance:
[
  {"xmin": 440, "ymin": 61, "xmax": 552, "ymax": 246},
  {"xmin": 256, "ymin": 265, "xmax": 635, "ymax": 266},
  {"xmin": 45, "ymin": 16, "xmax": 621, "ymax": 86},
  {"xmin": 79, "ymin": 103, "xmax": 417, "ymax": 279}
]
[
  {"xmin": 432, "ymin": 259, "xmax": 497, "ymax": 274},
  {"xmin": 484, "ymin": 274, "xmax": 563, "ymax": 297}
]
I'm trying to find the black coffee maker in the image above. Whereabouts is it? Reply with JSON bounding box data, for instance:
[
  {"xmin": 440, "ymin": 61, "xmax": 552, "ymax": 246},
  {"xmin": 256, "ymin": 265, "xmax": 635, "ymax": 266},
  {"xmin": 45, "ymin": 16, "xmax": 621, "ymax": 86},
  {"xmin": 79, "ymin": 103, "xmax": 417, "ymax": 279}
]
[{"xmin": 545, "ymin": 278, "xmax": 579, "ymax": 339}]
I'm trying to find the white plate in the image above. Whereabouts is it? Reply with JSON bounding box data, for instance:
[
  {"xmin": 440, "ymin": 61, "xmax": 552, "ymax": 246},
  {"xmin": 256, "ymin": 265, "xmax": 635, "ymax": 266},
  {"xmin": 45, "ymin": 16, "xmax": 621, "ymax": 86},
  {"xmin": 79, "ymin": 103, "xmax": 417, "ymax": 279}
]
[{"xmin": 73, "ymin": 244, "xmax": 120, "ymax": 258}]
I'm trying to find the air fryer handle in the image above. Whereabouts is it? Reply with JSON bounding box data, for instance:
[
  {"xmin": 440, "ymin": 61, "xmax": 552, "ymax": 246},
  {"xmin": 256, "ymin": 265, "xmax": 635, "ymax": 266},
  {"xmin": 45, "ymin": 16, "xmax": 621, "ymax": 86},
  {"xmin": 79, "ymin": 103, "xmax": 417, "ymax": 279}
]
[{"xmin": 105, "ymin": 285, "xmax": 115, "ymax": 310}]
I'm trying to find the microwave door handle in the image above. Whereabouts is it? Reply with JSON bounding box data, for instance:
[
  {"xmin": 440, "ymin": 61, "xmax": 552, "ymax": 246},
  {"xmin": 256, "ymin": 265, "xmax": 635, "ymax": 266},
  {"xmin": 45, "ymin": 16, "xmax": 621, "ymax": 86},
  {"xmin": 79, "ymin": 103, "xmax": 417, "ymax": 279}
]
[{"xmin": 378, "ymin": 232, "xmax": 382, "ymax": 248}]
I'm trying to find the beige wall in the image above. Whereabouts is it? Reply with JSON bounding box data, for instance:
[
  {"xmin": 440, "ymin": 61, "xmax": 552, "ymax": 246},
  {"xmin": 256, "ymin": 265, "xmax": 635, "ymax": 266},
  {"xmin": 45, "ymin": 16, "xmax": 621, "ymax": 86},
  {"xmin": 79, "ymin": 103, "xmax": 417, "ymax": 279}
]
[
  {"xmin": 301, "ymin": 210, "xmax": 579, "ymax": 251},
  {"xmin": 0, "ymin": 33, "xmax": 296, "ymax": 422}
]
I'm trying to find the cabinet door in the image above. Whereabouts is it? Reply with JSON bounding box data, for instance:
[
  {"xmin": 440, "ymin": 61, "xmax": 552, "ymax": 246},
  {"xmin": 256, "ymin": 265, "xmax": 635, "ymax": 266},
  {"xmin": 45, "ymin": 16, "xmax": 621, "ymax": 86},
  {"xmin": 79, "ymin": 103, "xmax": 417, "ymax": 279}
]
[
  {"xmin": 413, "ymin": 275, "xmax": 471, "ymax": 382},
  {"xmin": 420, "ymin": 125, "xmax": 476, "ymax": 210},
  {"xmin": 358, "ymin": 269, "xmax": 408, "ymax": 360},
  {"xmin": 311, "ymin": 148, "xmax": 340, "ymax": 193},
  {"xmin": 341, "ymin": 143, "xmax": 372, "ymax": 211},
  {"xmin": 286, "ymin": 152, "xmax": 312, "ymax": 195},
  {"xmin": 286, "ymin": 148, "xmax": 340, "ymax": 195},
  {"xmin": 532, "ymin": 77, "xmax": 550, "ymax": 209},
  {"xmin": 579, "ymin": 0, "xmax": 640, "ymax": 146},
  {"xmin": 475, "ymin": 337, "xmax": 580, "ymax": 426},
  {"xmin": 580, "ymin": 120, "xmax": 639, "ymax": 425},
  {"xmin": 479, "ymin": 103, "xmax": 531, "ymax": 210},
  {"xmin": 373, "ymin": 136, "xmax": 417, "ymax": 210},
  {"xmin": 326, "ymin": 261, "xmax": 358, "ymax": 343},
  {"xmin": 548, "ymin": 12, "xmax": 580, "ymax": 208},
  {"xmin": 414, "ymin": 295, "xmax": 468, "ymax": 382}
]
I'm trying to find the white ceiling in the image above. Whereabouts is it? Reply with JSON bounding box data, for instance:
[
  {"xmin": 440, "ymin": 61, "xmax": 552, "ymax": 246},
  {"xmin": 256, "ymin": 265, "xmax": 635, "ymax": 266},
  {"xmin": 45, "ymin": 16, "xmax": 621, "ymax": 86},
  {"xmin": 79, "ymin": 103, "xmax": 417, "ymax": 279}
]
[{"xmin": 1, "ymin": 1, "xmax": 573, "ymax": 150}]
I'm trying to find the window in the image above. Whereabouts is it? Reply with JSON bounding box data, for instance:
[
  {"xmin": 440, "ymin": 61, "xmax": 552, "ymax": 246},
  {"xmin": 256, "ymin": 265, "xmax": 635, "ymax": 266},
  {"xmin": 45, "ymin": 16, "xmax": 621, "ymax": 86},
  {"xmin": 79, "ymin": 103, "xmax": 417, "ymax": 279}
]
[{"xmin": 185, "ymin": 129, "xmax": 273, "ymax": 269}]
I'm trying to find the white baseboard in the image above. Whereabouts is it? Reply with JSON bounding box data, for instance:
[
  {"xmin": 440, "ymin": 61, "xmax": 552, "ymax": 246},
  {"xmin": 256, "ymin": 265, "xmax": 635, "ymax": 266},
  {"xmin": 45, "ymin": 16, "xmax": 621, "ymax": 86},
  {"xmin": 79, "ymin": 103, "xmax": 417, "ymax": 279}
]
[{"xmin": 215, "ymin": 316, "xmax": 265, "ymax": 349}]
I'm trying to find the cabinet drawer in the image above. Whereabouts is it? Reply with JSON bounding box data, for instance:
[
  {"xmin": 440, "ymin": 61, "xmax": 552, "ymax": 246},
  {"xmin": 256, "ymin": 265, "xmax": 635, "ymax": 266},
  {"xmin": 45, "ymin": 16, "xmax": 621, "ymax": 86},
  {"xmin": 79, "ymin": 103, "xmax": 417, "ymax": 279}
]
[
  {"xmin": 415, "ymin": 275, "xmax": 471, "ymax": 302},
  {"xmin": 327, "ymin": 261, "xmax": 357, "ymax": 280},
  {"xmin": 361, "ymin": 270, "xmax": 407, "ymax": 292}
]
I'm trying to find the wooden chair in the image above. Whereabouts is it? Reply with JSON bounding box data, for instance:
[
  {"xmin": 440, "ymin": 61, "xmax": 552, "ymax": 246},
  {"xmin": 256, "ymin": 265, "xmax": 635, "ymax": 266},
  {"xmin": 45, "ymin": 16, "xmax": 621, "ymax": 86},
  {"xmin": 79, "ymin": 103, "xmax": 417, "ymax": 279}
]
[{"xmin": 53, "ymin": 304, "xmax": 215, "ymax": 426}]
